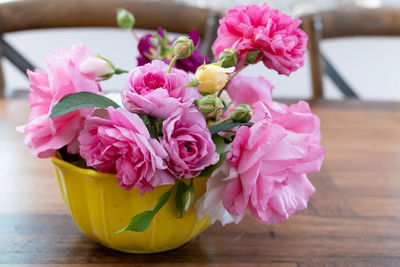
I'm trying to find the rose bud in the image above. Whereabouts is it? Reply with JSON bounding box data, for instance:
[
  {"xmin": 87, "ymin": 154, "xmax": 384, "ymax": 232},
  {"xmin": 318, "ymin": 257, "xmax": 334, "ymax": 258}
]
[
  {"xmin": 79, "ymin": 57, "xmax": 115, "ymax": 79},
  {"xmin": 218, "ymin": 48, "xmax": 238, "ymax": 68},
  {"xmin": 172, "ymin": 36, "xmax": 194, "ymax": 59},
  {"xmin": 116, "ymin": 8, "xmax": 135, "ymax": 29},
  {"xmin": 231, "ymin": 104, "xmax": 252, "ymax": 122},
  {"xmin": 196, "ymin": 94, "xmax": 224, "ymax": 118},
  {"xmin": 195, "ymin": 64, "xmax": 234, "ymax": 93}
]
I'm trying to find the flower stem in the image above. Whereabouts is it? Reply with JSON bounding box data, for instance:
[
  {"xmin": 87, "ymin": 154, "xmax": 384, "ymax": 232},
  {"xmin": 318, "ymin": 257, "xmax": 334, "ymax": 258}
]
[
  {"xmin": 217, "ymin": 64, "xmax": 247, "ymax": 97},
  {"xmin": 227, "ymin": 64, "xmax": 247, "ymax": 82},
  {"xmin": 168, "ymin": 56, "xmax": 178, "ymax": 74},
  {"xmin": 114, "ymin": 68, "xmax": 129, "ymax": 74},
  {"xmin": 129, "ymin": 28, "xmax": 140, "ymax": 41},
  {"xmin": 213, "ymin": 117, "xmax": 231, "ymax": 125}
]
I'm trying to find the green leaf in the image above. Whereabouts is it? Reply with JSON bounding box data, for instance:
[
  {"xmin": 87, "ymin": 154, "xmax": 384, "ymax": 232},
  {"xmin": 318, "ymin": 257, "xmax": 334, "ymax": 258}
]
[
  {"xmin": 213, "ymin": 134, "xmax": 225, "ymax": 154},
  {"xmin": 50, "ymin": 92, "xmax": 120, "ymax": 118},
  {"xmin": 116, "ymin": 188, "xmax": 172, "ymax": 233},
  {"xmin": 175, "ymin": 181, "xmax": 188, "ymax": 218},
  {"xmin": 115, "ymin": 210, "xmax": 154, "ymax": 233},
  {"xmin": 208, "ymin": 122, "xmax": 253, "ymax": 135},
  {"xmin": 175, "ymin": 179, "xmax": 195, "ymax": 218}
]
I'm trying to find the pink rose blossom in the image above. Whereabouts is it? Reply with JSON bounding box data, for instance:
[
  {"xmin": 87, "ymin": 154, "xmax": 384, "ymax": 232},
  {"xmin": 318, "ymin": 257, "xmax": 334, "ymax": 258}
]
[
  {"xmin": 222, "ymin": 113, "xmax": 324, "ymax": 225},
  {"xmin": 212, "ymin": 4, "xmax": 308, "ymax": 75},
  {"xmin": 161, "ymin": 107, "xmax": 219, "ymax": 178},
  {"xmin": 17, "ymin": 44, "xmax": 100, "ymax": 158},
  {"xmin": 78, "ymin": 107, "xmax": 175, "ymax": 193},
  {"xmin": 226, "ymin": 74, "xmax": 274, "ymax": 106},
  {"xmin": 195, "ymin": 160, "xmax": 244, "ymax": 226},
  {"xmin": 121, "ymin": 60, "xmax": 200, "ymax": 119}
]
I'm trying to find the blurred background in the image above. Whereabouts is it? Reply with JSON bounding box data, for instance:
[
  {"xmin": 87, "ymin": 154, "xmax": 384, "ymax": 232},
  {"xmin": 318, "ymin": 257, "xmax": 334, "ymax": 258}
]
[{"xmin": 3, "ymin": 0, "xmax": 400, "ymax": 100}]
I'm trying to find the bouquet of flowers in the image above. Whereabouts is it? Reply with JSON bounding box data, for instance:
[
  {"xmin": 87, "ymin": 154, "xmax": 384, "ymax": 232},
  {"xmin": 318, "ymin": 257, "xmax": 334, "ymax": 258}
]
[{"xmin": 18, "ymin": 4, "xmax": 324, "ymax": 233}]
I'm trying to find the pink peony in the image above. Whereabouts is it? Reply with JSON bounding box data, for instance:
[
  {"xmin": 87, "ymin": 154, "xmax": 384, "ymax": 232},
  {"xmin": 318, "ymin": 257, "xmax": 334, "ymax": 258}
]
[
  {"xmin": 17, "ymin": 44, "xmax": 100, "ymax": 158},
  {"xmin": 161, "ymin": 107, "xmax": 219, "ymax": 178},
  {"xmin": 78, "ymin": 107, "xmax": 175, "ymax": 193},
  {"xmin": 212, "ymin": 4, "xmax": 308, "ymax": 75},
  {"xmin": 121, "ymin": 60, "xmax": 200, "ymax": 119},
  {"xmin": 222, "ymin": 110, "xmax": 324, "ymax": 225}
]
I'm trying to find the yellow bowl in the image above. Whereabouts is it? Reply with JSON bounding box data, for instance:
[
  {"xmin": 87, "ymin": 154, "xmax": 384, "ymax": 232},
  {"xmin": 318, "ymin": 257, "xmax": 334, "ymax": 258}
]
[{"xmin": 51, "ymin": 156, "xmax": 210, "ymax": 253}]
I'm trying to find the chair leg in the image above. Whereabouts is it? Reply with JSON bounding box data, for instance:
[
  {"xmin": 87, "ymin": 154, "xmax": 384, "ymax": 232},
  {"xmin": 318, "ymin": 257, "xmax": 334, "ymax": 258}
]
[
  {"xmin": 201, "ymin": 11, "xmax": 220, "ymax": 60},
  {"xmin": 0, "ymin": 40, "xmax": 4, "ymax": 98},
  {"xmin": 302, "ymin": 14, "xmax": 324, "ymax": 99}
]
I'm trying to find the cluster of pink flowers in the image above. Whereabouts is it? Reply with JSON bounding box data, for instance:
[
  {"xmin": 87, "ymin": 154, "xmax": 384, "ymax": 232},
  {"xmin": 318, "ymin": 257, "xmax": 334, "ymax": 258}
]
[{"xmin": 19, "ymin": 4, "xmax": 324, "ymax": 228}]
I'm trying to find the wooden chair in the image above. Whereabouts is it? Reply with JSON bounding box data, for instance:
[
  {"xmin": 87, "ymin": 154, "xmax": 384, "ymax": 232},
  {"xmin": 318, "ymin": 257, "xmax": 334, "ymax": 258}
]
[
  {"xmin": 0, "ymin": 0, "xmax": 221, "ymax": 97},
  {"xmin": 301, "ymin": 8, "xmax": 400, "ymax": 99}
]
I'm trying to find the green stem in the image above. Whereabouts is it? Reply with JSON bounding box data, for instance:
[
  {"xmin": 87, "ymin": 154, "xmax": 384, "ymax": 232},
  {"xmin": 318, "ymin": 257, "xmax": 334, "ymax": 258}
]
[
  {"xmin": 213, "ymin": 117, "xmax": 231, "ymax": 125},
  {"xmin": 168, "ymin": 56, "xmax": 178, "ymax": 74},
  {"xmin": 227, "ymin": 64, "xmax": 247, "ymax": 82},
  {"xmin": 129, "ymin": 28, "xmax": 140, "ymax": 41},
  {"xmin": 114, "ymin": 68, "xmax": 129, "ymax": 74},
  {"xmin": 217, "ymin": 64, "xmax": 247, "ymax": 98}
]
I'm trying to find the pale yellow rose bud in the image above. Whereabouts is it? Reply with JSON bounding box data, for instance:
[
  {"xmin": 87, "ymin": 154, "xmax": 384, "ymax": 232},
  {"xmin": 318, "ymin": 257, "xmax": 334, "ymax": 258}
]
[{"xmin": 195, "ymin": 64, "xmax": 234, "ymax": 93}]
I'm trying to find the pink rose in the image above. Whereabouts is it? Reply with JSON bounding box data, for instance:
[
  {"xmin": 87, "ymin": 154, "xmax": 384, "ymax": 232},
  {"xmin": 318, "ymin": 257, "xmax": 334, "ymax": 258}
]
[
  {"xmin": 161, "ymin": 107, "xmax": 219, "ymax": 178},
  {"xmin": 226, "ymin": 74, "xmax": 274, "ymax": 106},
  {"xmin": 17, "ymin": 44, "xmax": 100, "ymax": 158},
  {"xmin": 212, "ymin": 4, "xmax": 308, "ymax": 75},
  {"xmin": 195, "ymin": 160, "xmax": 244, "ymax": 226},
  {"xmin": 78, "ymin": 107, "xmax": 175, "ymax": 193},
  {"xmin": 121, "ymin": 60, "xmax": 200, "ymax": 119},
  {"xmin": 222, "ymin": 115, "xmax": 324, "ymax": 225}
]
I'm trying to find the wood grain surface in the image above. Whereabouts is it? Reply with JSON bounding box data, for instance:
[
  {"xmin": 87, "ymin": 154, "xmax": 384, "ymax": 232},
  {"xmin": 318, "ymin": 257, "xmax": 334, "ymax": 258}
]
[{"xmin": 1, "ymin": 99, "xmax": 400, "ymax": 266}]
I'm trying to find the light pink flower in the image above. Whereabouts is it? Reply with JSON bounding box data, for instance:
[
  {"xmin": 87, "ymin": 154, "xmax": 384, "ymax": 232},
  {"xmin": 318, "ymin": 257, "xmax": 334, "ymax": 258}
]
[
  {"xmin": 195, "ymin": 160, "xmax": 244, "ymax": 225},
  {"xmin": 17, "ymin": 44, "xmax": 100, "ymax": 158},
  {"xmin": 161, "ymin": 107, "xmax": 219, "ymax": 178},
  {"xmin": 226, "ymin": 74, "xmax": 274, "ymax": 106},
  {"xmin": 79, "ymin": 57, "xmax": 114, "ymax": 78},
  {"xmin": 78, "ymin": 107, "xmax": 175, "ymax": 193},
  {"xmin": 212, "ymin": 4, "xmax": 308, "ymax": 75},
  {"xmin": 121, "ymin": 60, "xmax": 200, "ymax": 119},
  {"xmin": 222, "ymin": 115, "xmax": 324, "ymax": 225}
]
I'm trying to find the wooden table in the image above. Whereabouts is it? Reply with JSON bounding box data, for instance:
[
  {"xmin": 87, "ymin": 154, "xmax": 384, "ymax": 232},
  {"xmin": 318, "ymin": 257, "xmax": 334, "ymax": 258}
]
[{"xmin": 1, "ymin": 98, "xmax": 400, "ymax": 266}]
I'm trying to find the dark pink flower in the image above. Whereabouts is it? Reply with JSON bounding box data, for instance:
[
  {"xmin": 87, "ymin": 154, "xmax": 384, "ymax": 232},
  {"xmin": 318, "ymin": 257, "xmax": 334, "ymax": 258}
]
[
  {"xmin": 137, "ymin": 28, "xmax": 208, "ymax": 73},
  {"xmin": 212, "ymin": 4, "xmax": 308, "ymax": 75}
]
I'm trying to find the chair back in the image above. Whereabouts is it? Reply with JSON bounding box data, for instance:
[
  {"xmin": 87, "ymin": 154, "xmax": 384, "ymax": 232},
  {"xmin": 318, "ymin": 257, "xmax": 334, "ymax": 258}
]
[
  {"xmin": 301, "ymin": 8, "xmax": 400, "ymax": 99},
  {"xmin": 0, "ymin": 0, "xmax": 220, "ymax": 97}
]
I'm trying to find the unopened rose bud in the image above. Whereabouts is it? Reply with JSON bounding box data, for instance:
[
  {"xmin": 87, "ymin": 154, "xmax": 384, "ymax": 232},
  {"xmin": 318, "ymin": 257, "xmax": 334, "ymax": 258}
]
[
  {"xmin": 79, "ymin": 57, "xmax": 115, "ymax": 78},
  {"xmin": 231, "ymin": 104, "xmax": 252, "ymax": 122},
  {"xmin": 196, "ymin": 95, "xmax": 224, "ymax": 118},
  {"xmin": 172, "ymin": 36, "xmax": 194, "ymax": 59},
  {"xmin": 116, "ymin": 8, "xmax": 135, "ymax": 29},
  {"xmin": 183, "ymin": 188, "xmax": 195, "ymax": 212},
  {"xmin": 195, "ymin": 64, "xmax": 234, "ymax": 93},
  {"xmin": 218, "ymin": 48, "xmax": 238, "ymax": 68}
]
